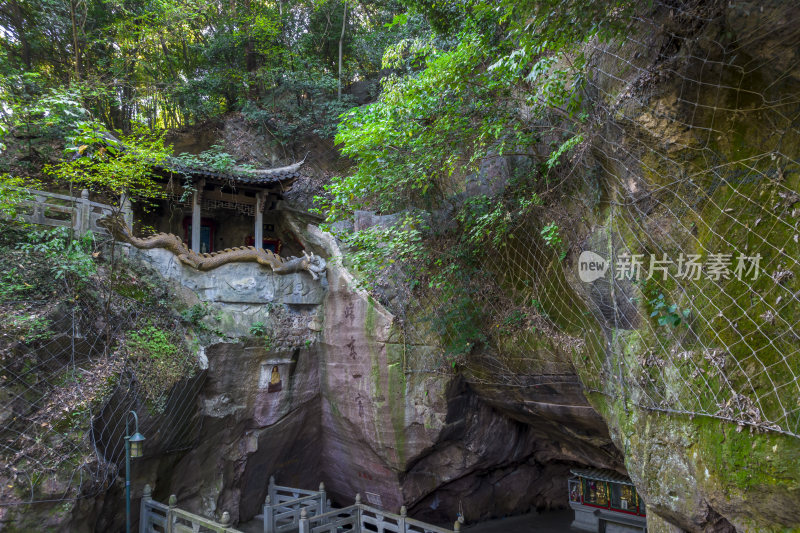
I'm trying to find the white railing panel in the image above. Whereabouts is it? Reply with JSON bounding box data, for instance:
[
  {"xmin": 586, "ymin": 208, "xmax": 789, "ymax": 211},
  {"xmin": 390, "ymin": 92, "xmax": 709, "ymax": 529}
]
[
  {"xmin": 13, "ymin": 188, "xmax": 118, "ymax": 235},
  {"xmin": 309, "ymin": 516, "xmax": 357, "ymax": 533},
  {"xmin": 274, "ymin": 485, "xmax": 317, "ymax": 497},
  {"xmin": 405, "ymin": 517, "xmax": 453, "ymax": 533}
]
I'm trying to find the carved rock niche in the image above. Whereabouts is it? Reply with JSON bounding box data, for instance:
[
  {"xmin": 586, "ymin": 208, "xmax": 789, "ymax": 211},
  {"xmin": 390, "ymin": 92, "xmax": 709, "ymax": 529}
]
[{"xmin": 258, "ymin": 359, "xmax": 291, "ymax": 393}]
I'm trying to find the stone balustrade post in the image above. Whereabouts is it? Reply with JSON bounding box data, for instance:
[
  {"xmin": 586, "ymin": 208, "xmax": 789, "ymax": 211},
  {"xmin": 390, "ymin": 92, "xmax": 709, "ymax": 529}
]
[
  {"xmin": 220, "ymin": 511, "xmax": 231, "ymax": 530},
  {"xmin": 318, "ymin": 482, "xmax": 326, "ymax": 514},
  {"xmin": 139, "ymin": 484, "xmax": 152, "ymax": 533},
  {"xmin": 398, "ymin": 506, "xmax": 407, "ymax": 533},
  {"xmin": 263, "ymin": 494, "xmax": 273, "ymax": 533},
  {"xmin": 33, "ymin": 194, "xmax": 46, "ymax": 225},
  {"xmin": 167, "ymin": 494, "xmax": 177, "ymax": 533},
  {"xmin": 354, "ymin": 493, "xmax": 362, "ymax": 527},
  {"xmin": 298, "ymin": 508, "xmax": 309, "ymax": 533},
  {"xmin": 78, "ymin": 189, "xmax": 90, "ymax": 235},
  {"xmin": 268, "ymin": 475, "xmax": 276, "ymax": 505}
]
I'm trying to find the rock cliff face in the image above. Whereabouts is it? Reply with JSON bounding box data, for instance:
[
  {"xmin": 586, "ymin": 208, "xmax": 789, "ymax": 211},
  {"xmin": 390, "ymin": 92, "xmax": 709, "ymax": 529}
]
[
  {"xmin": 542, "ymin": 1, "xmax": 800, "ymax": 530},
  {"xmin": 311, "ymin": 229, "xmax": 621, "ymax": 522},
  {"xmin": 107, "ymin": 226, "xmax": 620, "ymax": 528},
  {"xmin": 11, "ymin": 3, "xmax": 799, "ymax": 531}
]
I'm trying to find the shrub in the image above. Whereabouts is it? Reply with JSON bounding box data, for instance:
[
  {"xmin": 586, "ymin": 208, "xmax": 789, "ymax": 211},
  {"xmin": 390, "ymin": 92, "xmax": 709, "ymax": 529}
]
[{"xmin": 123, "ymin": 325, "xmax": 193, "ymax": 411}]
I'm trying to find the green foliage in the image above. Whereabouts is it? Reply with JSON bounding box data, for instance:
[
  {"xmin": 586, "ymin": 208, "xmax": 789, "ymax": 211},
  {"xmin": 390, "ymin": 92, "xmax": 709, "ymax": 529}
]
[
  {"xmin": 173, "ymin": 144, "xmax": 245, "ymax": 175},
  {"xmin": 180, "ymin": 302, "xmax": 224, "ymax": 337},
  {"xmin": 46, "ymin": 122, "xmax": 171, "ymax": 204},
  {"xmin": 17, "ymin": 226, "xmax": 96, "ymax": 284},
  {"xmin": 0, "ymin": 0, "xmax": 414, "ymax": 134},
  {"xmin": 6, "ymin": 315, "xmax": 53, "ymax": 344},
  {"xmin": 321, "ymin": 0, "xmax": 620, "ymax": 265},
  {"xmin": 457, "ymin": 188, "xmax": 542, "ymax": 248},
  {"xmin": 459, "ymin": 196, "xmax": 513, "ymax": 248},
  {"xmin": 0, "ymin": 267, "xmax": 29, "ymax": 298},
  {"xmin": 648, "ymin": 293, "xmax": 692, "ymax": 328},
  {"xmin": 126, "ymin": 326, "xmax": 178, "ymax": 360},
  {"xmin": 248, "ymin": 321, "xmax": 273, "ymax": 350},
  {"xmin": 324, "ymin": 0, "xmax": 632, "ymax": 216},
  {"xmin": 312, "ymin": 0, "xmax": 638, "ymax": 367},
  {"xmin": 326, "ymin": 30, "xmax": 519, "ymax": 221},
  {"xmin": 429, "ymin": 293, "xmax": 488, "ymax": 365},
  {"xmin": 0, "ymin": 226, "xmax": 77, "ymax": 298},
  {"xmin": 249, "ymin": 321, "xmax": 267, "ymax": 336},
  {"xmin": 540, "ymin": 221, "xmax": 566, "ymax": 260},
  {"xmin": 123, "ymin": 324, "xmax": 191, "ymax": 411},
  {"xmin": 334, "ymin": 214, "xmax": 428, "ymax": 288},
  {"xmin": 0, "ymin": 174, "xmax": 36, "ymax": 219},
  {"xmin": 181, "ymin": 304, "xmax": 209, "ymax": 326},
  {"xmin": 546, "ymin": 134, "xmax": 584, "ymax": 170},
  {"xmin": 0, "ymin": 75, "xmax": 110, "ymax": 166}
]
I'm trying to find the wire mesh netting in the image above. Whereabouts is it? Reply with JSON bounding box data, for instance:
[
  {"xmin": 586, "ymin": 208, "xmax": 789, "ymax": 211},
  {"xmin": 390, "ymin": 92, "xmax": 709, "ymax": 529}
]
[
  {"xmin": 0, "ymin": 234, "xmax": 204, "ymax": 506},
  {"xmin": 1, "ymin": 0, "xmax": 798, "ymax": 516},
  {"xmin": 397, "ymin": 1, "xmax": 800, "ymax": 437}
]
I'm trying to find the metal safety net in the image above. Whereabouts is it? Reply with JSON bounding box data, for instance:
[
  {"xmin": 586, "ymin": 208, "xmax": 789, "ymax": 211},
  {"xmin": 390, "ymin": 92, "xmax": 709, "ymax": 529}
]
[
  {"xmin": 0, "ymin": 233, "xmax": 204, "ymax": 507},
  {"xmin": 394, "ymin": 1, "xmax": 800, "ymax": 438}
]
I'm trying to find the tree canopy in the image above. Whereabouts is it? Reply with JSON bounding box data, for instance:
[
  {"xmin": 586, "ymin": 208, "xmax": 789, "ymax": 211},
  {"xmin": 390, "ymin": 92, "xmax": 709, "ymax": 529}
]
[
  {"xmin": 0, "ymin": 0, "xmax": 418, "ymax": 138},
  {"xmin": 2, "ymin": 0, "xmax": 635, "ymax": 357}
]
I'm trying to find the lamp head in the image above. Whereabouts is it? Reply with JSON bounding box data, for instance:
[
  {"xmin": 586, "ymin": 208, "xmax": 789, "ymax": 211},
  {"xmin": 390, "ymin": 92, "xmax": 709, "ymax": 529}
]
[{"xmin": 129, "ymin": 432, "xmax": 146, "ymax": 458}]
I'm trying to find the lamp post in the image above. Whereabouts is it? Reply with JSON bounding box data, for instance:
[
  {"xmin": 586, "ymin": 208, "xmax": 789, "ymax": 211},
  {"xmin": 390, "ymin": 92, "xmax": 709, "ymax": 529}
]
[{"xmin": 124, "ymin": 411, "xmax": 146, "ymax": 533}]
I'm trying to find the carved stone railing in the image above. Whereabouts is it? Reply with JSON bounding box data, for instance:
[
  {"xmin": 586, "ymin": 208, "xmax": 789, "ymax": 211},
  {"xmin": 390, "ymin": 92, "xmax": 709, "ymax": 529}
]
[
  {"xmin": 140, "ymin": 493, "xmax": 169, "ymax": 533},
  {"xmin": 261, "ymin": 476, "xmax": 329, "ymax": 533},
  {"xmin": 299, "ymin": 493, "xmax": 461, "ymax": 533},
  {"xmin": 139, "ymin": 485, "xmax": 243, "ymax": 533},
  {"xmin": 16, "ymin": 188, "xmax": 131, "ymax": 235},
  {"xmin": 141, "ymin": 480, "xmax": 460, "ymax": 533}
]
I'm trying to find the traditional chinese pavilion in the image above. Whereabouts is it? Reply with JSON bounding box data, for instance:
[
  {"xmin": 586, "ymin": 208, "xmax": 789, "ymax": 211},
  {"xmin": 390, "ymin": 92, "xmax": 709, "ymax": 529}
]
[
  {"xmin": 568, "ymin": 468, "xmax": 647, "ymax": 533},
  {"xmin": 134, "ymin": 159, "xmax": 306, "ymax": 257}
]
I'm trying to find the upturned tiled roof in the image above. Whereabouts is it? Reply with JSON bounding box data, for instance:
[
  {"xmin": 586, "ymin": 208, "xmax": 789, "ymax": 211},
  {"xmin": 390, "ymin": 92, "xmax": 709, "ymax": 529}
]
[
  {"xmin": 72, "ymin": 129, "xmax": 305, "ymax": 187},
  {"xmin": 570, "ymin": 468, "xmax": 634, "ymax": 486},
  {"xmin": 160, "ymin": 159, "xmax": 305, "ymax": 186}
]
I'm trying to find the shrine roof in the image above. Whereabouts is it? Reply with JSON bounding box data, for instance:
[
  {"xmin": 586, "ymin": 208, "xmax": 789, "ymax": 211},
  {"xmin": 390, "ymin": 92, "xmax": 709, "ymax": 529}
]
[
  {"xmin": 158, "ymin": 159, "xmax": 305, "ymax": 187},
  {"xmin": 570, "ymin": 468, "xmax": 635, "ymax": 486},
  {"xmin": 72, "ymin": 129, "xmax": 306, "ymax": 189}
]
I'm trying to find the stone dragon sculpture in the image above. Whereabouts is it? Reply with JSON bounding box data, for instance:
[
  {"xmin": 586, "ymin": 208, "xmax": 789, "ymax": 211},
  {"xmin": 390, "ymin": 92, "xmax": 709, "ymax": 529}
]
[{"xmin": 98, "ymin": 214, "xmax": 326, "ymax": 280}]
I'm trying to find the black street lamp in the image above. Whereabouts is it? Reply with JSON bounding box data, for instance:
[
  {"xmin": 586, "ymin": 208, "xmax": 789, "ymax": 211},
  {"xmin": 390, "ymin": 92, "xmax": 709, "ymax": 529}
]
[{"xmin": 125, "ymin": 411, "xmax": 146, "ymax": 533}]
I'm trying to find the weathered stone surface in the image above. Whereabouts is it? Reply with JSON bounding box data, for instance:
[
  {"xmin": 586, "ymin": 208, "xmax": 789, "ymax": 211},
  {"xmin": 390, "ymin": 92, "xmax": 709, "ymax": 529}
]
[
  {"xmin": 353, "ymin": 210, "xmax": 399, "ymax": 232},
  {"xmin": 131, "ymin": 248, "xmax": 326, "ymax": 305},
  {"xmin": 154, "ymin": 339, "xmax": 322, "ymax": 524},
  {"xmin": 557, "ymin": 2, "xmax": 800, "ymax": 529},
  {"xmin": 303, "ymin": 226, "xmax": 619, "ymax": 523}
]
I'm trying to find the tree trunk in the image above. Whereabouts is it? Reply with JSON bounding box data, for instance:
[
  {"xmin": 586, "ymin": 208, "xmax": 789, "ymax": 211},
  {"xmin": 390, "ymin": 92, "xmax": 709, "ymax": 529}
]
[
  {"xmin": 244, "ymin": 0, "xmax": 256, "ymax": 73},
  {"xmin": 69, "ymin": 0, "xmax": 81, "ymax": 80},
  {"xmin": 5, "ymin": 1, "xmax": 32, "ymax": 69},
  {"xmin": 338, "ymin": 0, "xmax": 347, "ymax": 100}
]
